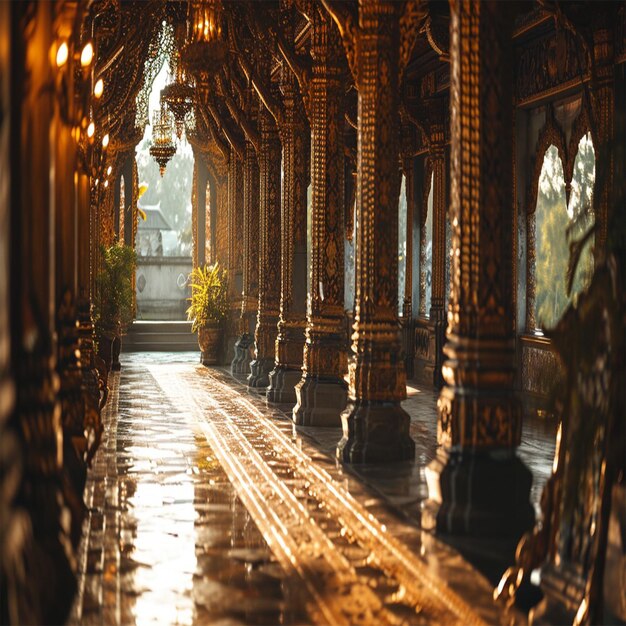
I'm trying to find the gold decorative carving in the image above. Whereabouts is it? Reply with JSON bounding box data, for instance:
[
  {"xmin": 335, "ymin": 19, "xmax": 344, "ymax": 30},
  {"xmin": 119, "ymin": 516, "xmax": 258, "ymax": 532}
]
[
  {"xmin": 617, "ymin": 4, "xmax": 626, "ymax": 62},
  {"xmin": 236, "ymin": 140, "xmax": 260, "ymax": 337},
  {"xmin": 415, "ymin": 325, "xmax": 430, "ymax": 359},
  {"xmin": 294, "ymin": 10, "xmax": 348, "ymax": 397},
  {"xmin": 516, "ymin": 26, "xmax": 588, "ymax": 105},
  {"xmin": 250, "ymin": 98, "xmax": 282, "ymax": 380},
  {"xmin": 271, "ymin": 63, "xmax": 309, "ymax": 384},
  {"xmin": 498, "ymin": 258, "xmax": 625, "ymax": 624}
]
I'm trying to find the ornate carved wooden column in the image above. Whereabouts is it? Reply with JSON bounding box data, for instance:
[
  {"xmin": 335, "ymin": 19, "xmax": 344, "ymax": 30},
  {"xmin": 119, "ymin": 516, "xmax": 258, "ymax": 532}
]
[
  {"xmin": 427, "ymin": 101, "xmax": 448, "ymax": 389},
  {"xmin": 227, "ymin": 147, "xmax": 244, "ymax": 299},
  {"xmin": 3, "ymin": 3, "xmax": 77, "ymax": 622},
  {"xmin": 233, "ymin": 155, "xmax": 244, "ymax": 299},
  {"xmin": 267, "ymin": 68, "xmax": 310, "ymax": 403},
  {"xmin": 190, "ymin": 155, "xmax": 200, "ymax": 268},
  {"xmin": 54, "ymin": 20, "xmax": 89, "ymax": 544},
  {"xmin": 232, "ymin": 140, "xmax": 260, "ymax": 375},
  {"xmin": 1, "ymin": 4, "xmax": 25, "ymax": 620},
  {"xmin": 292, "ymin": 11, "xmax": 348, "ymax": 425},
  {"xmin": 331, "ymin": 2, "xmax": 415, "ymax": 463},
  {"xmin": 226, "ymin": 148, "xmax": 244, "ymax": 360},
  {"xmin": 248, "ymin": 102, "xmax": 282, "ymax": 388},
  {"xmin": 591, "ymin": 16, "xmax": 614, "ymax": 261},
  {"xmin": 424, "ymin": 0, "xmax": 533, "ymax": 537}
]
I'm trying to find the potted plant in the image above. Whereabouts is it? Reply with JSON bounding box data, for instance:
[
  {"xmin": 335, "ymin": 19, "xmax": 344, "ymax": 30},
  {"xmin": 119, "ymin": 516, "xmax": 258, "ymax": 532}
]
[
  {"xmin": 186, "ymin": 262, "xmax": 228, "ymax": 365},
  {"xmin": 93, "ymin": 243, "xmax": 136, "ymax": 371}
]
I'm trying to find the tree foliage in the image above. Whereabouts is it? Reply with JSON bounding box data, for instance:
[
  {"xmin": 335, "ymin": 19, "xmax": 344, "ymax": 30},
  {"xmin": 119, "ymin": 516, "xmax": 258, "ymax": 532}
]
[
  {"xmin": 135, "ymin": 135, "xmax": 194, "ymax": 256},
  {"xmin": 535, "ymin": 135, "xmax": 595, "ymax": 329}
]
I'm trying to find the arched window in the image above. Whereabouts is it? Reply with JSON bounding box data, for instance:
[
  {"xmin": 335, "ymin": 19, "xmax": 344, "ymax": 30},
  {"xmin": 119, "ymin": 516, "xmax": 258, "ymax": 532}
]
[
  {"xmin": 568, "ymin": 132, "xmax": 595, "ymax": 297},
  {"xmin": 534, "ymin": 134, "xmax": 595, "ymax": 330}
]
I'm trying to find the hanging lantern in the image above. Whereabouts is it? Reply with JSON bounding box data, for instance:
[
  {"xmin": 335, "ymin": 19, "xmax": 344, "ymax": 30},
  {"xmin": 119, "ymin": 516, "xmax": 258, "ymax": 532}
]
[
  {"xmin": 149, "ymin": 107, "xmax": 177, "ymax": 176},
  {"xmin": 181, "ymin": 0, "xmax": 227, "ymax": 97},
  {"xmin": 161, "ymin": 57, "xmax": 194, "ymax": 139}
]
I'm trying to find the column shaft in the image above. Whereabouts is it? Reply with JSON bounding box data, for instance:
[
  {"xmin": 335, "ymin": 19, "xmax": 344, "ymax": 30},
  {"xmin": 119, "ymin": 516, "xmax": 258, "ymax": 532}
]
[
  {"xmin": 232, "ymin": 141, "xmax": 260, "ymax": 375},
  {"xmin": 429, "ymin": 134, "xmax": 447, "ymax": 389},
  {"xmin": 337, "ymin": 2, "xmax": 415, "ymax": 463},
  {"xmin": 267, "ymin": 71, "xmax": 309, "ymax": 403},
  {"xmin": 293, "ymin": 13, "xmax": 348, "ymax": 425},
  {"xmin": 248, "ymin": 106, "xmax": 281, "ymax": 388},
  {"xmin": 591, "ymin": 21, "xmax": 613, "ymax": 260},
  {"xmin": 424, "ymin": 0, "xmax": 533, "ymax": 539}
]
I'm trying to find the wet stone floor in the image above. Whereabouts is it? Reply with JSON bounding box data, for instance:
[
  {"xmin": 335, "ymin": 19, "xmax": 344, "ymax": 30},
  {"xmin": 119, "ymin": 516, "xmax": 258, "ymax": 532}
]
[{"xmin": 70, "ymin": 352, "xmax": 555, "ymax": 626}]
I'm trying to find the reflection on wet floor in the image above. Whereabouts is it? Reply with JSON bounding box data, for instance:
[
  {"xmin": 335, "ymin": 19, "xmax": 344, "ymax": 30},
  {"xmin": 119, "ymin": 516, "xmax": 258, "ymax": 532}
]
[
  {"xmin": 70, "ymin": 360, "xmax": 309, "ymax": 625},
  {"xmin": 70, "ymin": 352, "xmax": 556, "ymax": 625}
]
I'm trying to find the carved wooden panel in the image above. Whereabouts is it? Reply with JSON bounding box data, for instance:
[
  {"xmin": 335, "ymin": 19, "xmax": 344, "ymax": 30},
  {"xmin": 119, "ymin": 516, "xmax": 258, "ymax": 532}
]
[
  {"xmin": 516, "ymin": 28, "xmax": 588, "ymax": 106},
  {"xmin": 414, "ymin": 323, "xmax": 430, "ymax": 359},
  {"xmin": 617, "ymin": 4, "xmax": 626, "ymax": 62}
]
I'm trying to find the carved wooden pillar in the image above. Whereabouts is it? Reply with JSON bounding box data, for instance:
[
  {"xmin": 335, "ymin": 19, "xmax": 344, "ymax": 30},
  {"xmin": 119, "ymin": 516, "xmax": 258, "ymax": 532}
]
[
  {"xmin": 232, "ymin": 140, "xmax": 260, "ymax": 375},
  {"xmin": 233, "ymin": 155, "xmax": 244, "ymax": 302},
  {"xmin": 424, "ymin": 0, "xmax": 533, "ymax": 538},
  {"xmin": 247, "ymin": 104, "xmax": 282, "ymax": 388},
  {"xmin": 75, "ymin": 167, "xmax": 100, "ymax": 437},
  {"xmin": 76, "ymin": 171, "xmax": 91, "ymax": 300},
  {"xmin": 292, "ymin": 12, "xmax": 348, "ymax": 425},
  {"xmin": 191, "ymin": 156, "xmax": 199, "ymax": 268},
  {"xmin": 226, "ymin": 148, "xmax": 244, "ymax": 360},
  {"xmin": 227, "ymin": 147, "xmax": 244, "ymax": 298},
  {"xmin": 591, "ymin": 18, "xmax": 614, "ymax": 261},
  {"xmin": 337, "ymin": 2, "xmax": 415, "ymax": 463},
  {"xmin": 116, "ymin": 154, "xmax": 134, "ymax": 247},
  {"xmin": 1, "ymin": 4, "xmax": 24, "ymax": 621},
  {"xmin": 3, "ymin": 3, "xmax": 77, "ymax": 622},
  {"xmin": 51, "ymin": 0, "xmax": 98, "ymax": 510},
  {"xmin": 428, "ymin": 103, "xmax": 448, "ymax": 389},
  {"xmin": 55, "ymin": 63, "xmax": 87, "ymax": 553},
  {"xmin": 267, "ymin": 68, "xmax": 310, "ymax": 403}
]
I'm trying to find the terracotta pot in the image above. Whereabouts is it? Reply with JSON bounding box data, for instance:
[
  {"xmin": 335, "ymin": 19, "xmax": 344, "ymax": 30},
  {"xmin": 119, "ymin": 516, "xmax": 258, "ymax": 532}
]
[{"xmin": 198, "ymin": 323, "xmax": 222, "ymax": 365}]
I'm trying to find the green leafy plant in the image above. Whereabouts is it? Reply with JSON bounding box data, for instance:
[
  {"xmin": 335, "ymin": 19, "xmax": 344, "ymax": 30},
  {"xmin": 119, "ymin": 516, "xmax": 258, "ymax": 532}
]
[
  {"xmin": 186, "ymin": 263, "xmax": 229, "ymax": 333},
  {"xmin": 93, "ymin": 244, "xmax": 137, "ymax": 339}
]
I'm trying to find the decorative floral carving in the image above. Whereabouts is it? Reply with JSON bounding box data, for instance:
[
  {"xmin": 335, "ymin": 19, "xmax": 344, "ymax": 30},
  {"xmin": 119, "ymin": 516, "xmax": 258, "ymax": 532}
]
[{"xmin": 516, "ymin": 27, "xmax": 588, "ymax": 105}]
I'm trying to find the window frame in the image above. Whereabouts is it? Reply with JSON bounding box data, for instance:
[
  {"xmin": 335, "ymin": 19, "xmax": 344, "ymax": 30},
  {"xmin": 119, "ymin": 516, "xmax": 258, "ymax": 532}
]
[{"xmin": 526, "ymin": 102, "xmax": 596, "ymax": 334}]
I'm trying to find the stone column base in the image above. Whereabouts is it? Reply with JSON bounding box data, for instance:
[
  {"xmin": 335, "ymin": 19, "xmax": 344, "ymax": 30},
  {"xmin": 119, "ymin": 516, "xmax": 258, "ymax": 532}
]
[
  {"xmin": 231, "ymin": 333, "xmax": 254, "ymax": 377},
  {"xmin": 247, "ymin": 357, "xmax": 275, "ymax": 390},
  {"xmin": 423, "ymin": 449, "xmax": 534, "ymax": 537},
  {"xmin": 292, "ymin": 376, "xmax": 347, "ymax": 426},
  {"xmin": 337, "ymin": 401, "xmax": 415, "ymax": 463},
  {"xmin": 266, "ymin": 366, "xmax": 302, "ymax": 404}
]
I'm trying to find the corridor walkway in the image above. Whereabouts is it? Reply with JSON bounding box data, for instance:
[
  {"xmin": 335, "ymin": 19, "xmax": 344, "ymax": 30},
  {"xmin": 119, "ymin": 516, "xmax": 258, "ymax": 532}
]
[{"xmin": 69, "ymin": 353, "xmax": 555, "ymax": 626}]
